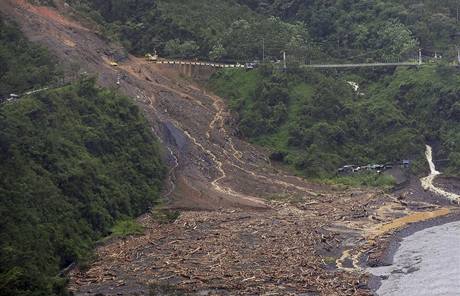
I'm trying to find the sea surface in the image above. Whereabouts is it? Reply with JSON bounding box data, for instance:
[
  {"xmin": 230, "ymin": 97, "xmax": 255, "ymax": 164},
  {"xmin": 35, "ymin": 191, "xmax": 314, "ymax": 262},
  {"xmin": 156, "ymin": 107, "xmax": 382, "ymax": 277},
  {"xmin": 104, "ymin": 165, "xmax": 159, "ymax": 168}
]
[{"xmin": 368, "ymin": 221, "xmax": 460, "ymax": 296}]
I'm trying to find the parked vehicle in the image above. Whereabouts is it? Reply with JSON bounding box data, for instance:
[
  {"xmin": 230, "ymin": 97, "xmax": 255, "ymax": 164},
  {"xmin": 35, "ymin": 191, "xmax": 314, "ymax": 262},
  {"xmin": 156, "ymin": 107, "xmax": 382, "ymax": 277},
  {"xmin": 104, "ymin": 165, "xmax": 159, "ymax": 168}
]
[
  {"xmin": 245, "ymin": 62, "xmax": 257, "ymax": 69},
  {"xmin": 8, "ymin": 93, "xmax": 19, "ymax": 101},
  {"xmin": 337, "ymin": 165, "xmax": 358, "ymax": 174},
  {"xmin": 337, "ymin": 162, "xmax": 395, "ymax": 175}
]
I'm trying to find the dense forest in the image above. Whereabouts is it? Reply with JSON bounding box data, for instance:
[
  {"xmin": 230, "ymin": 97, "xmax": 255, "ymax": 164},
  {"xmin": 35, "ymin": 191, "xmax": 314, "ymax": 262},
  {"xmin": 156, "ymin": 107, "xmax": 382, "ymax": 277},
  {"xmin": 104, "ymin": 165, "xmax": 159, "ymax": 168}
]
[
  {"xmin": 209, "ymin": 64, "xmax": 460, "ymax": 178},
  {"xmin": 69, "ymin": 0, "xmax": 460, "ymax": 63},
  {"xmin": 0, "ymin": 18, "xmax": 59, "ymax": 97},
  {"xmin": 0, "ymin": 19, "xmax": 165, "ymax": 295},
  {"xmin": 238, "ymin": 0, "xmax": 460, "ymax": 60},
  {"xmin": 69, "ymin": 0, "xmax": 311, "ymax": 61}
]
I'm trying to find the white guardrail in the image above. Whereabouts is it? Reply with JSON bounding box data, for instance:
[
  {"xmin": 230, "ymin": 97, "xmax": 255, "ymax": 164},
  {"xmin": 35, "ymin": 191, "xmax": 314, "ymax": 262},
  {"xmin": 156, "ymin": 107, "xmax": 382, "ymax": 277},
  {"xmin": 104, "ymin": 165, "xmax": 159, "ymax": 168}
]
[{"xmin": 154, "ymin": 60, "xmax": 247, "ymax": 68}]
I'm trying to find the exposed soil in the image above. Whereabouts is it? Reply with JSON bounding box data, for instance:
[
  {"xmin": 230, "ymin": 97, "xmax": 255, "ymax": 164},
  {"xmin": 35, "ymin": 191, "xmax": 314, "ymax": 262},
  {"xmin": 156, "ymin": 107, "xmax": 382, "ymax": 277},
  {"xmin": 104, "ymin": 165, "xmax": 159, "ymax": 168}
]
[{"xmin": 1, "ymin": 1, "xmax": 458, "ymax": 295}]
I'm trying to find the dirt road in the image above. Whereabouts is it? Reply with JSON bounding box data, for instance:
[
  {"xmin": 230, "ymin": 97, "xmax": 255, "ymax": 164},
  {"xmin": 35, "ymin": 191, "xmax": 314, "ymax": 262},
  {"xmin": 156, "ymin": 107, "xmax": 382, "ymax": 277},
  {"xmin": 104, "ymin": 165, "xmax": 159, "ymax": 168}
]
[{"xmin": 1, "ymin": 1, "xmax": 458, "ymax": 295}]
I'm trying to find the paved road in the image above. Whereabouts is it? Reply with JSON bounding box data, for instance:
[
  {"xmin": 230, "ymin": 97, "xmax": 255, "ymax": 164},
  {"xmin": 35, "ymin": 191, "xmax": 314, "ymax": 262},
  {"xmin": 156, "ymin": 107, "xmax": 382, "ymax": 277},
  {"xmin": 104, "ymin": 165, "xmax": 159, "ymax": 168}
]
[
  {"xmin": 154, "ymin": 59, "xmax": 423, "ymax": 69},
  {"xmin": 302, "ymin": 62, "xmax": 420, "ymax": 68}
]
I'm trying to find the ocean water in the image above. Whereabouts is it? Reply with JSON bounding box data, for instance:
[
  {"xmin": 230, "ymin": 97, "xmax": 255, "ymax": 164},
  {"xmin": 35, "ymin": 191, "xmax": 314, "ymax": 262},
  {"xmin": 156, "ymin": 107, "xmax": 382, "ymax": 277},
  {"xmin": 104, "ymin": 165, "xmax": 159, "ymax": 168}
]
[{"xmin": 369, "ymin": 221, "xmax": 460, "ymax": 296}]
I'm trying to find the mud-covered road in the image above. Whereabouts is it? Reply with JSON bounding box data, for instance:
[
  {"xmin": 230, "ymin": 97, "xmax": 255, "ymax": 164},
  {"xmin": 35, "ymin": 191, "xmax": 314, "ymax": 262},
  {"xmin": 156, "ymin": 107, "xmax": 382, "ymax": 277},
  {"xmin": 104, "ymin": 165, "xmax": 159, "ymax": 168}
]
[{"xmin": 1, "ymin": 1, "xmax": 459, "ymax": 295}]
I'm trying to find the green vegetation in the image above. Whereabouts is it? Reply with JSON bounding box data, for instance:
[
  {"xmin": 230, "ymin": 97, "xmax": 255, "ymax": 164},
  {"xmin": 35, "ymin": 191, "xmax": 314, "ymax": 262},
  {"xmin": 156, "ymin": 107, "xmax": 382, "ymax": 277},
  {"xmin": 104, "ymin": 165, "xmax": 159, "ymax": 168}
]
[
  {"xmin": 151, "ymin": 208, "xmax": 181, "ymax": 224},
  {"xmin": 110, "ymin": 219, "xmax": 145, "ymax": 237},
  {"xmin": 239, "ymin": 0, "xmax": 460, "ymax": 61},
  {"xmin": 366, "ymin": 65, "xmax": 460, "ymax": 176},
  {"xmin": 0, "ymin": 78, "xmax": 165, "ymax": 295},
  {"xmin": 70, "ymin": 0, "xmax": 312, "ymax": 61},
  {"xmin": 326, "ymin": 173, "xmax": 396, "ymax": 190},
  {"xmin": 322, "ymin": 256, "xmax": 337, "ymax": 266},
  {"xmin": 210, "ymin": 64, "xmax": 460, "ymax": 179},
  {"xmin": 0, "ymin": 19, "xmax": 165, "ymax": 295},
  {"xmin": 0, "ymin": 18, "xmax": 59, "ymax": 97},
  {"xmin": 68, "ymin": 0, "xmax": 459, "ymax": 63}
]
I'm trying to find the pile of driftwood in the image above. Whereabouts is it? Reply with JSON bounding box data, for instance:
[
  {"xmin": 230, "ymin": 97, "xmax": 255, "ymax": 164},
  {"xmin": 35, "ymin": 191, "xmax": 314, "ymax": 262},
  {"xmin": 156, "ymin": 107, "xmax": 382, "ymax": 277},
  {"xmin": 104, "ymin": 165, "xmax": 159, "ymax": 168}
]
[{"xmin": 70, "ymin": 193, "xmax": 378, "ymax": 295}]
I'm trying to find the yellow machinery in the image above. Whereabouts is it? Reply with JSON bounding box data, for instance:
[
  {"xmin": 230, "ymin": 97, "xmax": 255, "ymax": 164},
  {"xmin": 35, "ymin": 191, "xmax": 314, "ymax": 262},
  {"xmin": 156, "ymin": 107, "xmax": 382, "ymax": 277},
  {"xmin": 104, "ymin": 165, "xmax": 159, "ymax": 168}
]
[
  {"xmin": 109, "ymin": 61, "xmax": 118, "ymax": 67},
  {"xmin": 145, "ymin": 51, "xmax": 159, "ymax": 62}
]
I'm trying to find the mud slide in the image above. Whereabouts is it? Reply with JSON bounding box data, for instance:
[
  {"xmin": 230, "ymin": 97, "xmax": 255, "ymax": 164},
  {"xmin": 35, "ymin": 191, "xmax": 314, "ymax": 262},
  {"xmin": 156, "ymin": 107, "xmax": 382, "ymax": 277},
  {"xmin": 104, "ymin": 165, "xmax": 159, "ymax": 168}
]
[
  {"xmin": 1, "ymin": 0, "xmax": 326, "ymax": 211},
  {"xmin": 2, "ymin": 1, "xmax": 458, "ymax": 295}
]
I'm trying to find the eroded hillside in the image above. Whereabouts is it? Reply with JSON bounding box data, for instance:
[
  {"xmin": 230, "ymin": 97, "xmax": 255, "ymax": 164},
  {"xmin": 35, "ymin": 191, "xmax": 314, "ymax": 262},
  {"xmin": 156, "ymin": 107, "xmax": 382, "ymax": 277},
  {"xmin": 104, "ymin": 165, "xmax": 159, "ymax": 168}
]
[{"xmin": 1, "ymin": 1, "xmax": 459, "ymax": 295}]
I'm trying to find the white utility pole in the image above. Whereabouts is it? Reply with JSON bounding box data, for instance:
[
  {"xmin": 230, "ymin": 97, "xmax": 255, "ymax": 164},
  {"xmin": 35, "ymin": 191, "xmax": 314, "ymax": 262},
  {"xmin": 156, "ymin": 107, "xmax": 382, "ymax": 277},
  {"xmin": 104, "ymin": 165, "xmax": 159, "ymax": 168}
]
[
  {"xmin": 418, "ymin": 48, "xmax": 422, "ymax": 65},
  {"xmin": 283, "ymin": 51, "xmax": 287, "ymax": 70}
]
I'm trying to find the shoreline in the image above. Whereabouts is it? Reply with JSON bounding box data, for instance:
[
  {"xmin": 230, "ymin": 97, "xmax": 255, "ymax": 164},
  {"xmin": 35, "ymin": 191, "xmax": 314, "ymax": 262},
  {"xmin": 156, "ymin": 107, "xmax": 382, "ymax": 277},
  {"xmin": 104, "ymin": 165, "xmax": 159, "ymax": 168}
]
[
  {"xmin": 366, "ymin": 208, "xmax": 460, "ymax": 294},
  {"xmin": 366, "ymin": 146, "xmax": 460, "ymax": 294}
]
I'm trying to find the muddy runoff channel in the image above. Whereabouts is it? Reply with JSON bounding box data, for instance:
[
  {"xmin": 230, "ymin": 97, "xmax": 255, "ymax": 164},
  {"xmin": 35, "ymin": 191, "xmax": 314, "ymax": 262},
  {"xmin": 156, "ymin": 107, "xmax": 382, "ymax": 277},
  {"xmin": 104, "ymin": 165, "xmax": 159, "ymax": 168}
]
[{"xmin": 368, "ymin": 145, "xmax": 460, "ymax": 295}]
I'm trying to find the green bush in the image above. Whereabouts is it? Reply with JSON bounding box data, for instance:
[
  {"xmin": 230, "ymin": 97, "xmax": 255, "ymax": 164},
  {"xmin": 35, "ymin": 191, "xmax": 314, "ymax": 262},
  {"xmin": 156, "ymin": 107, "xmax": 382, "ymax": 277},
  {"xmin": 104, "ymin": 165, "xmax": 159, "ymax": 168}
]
[
  {"xmin": 111, "ymin": 219, "xmax": 145, "ymax": 237},
  {"xmin": 329, "ymin": 173, "xmax": 396, "ymax": 189},
  {"xmin": 0, "ymin": 78, "xmax": 165, "ymax": 295},
  {"xmin": 151, "ymin": 208, "xmax": 181, "ymax": 224}
]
